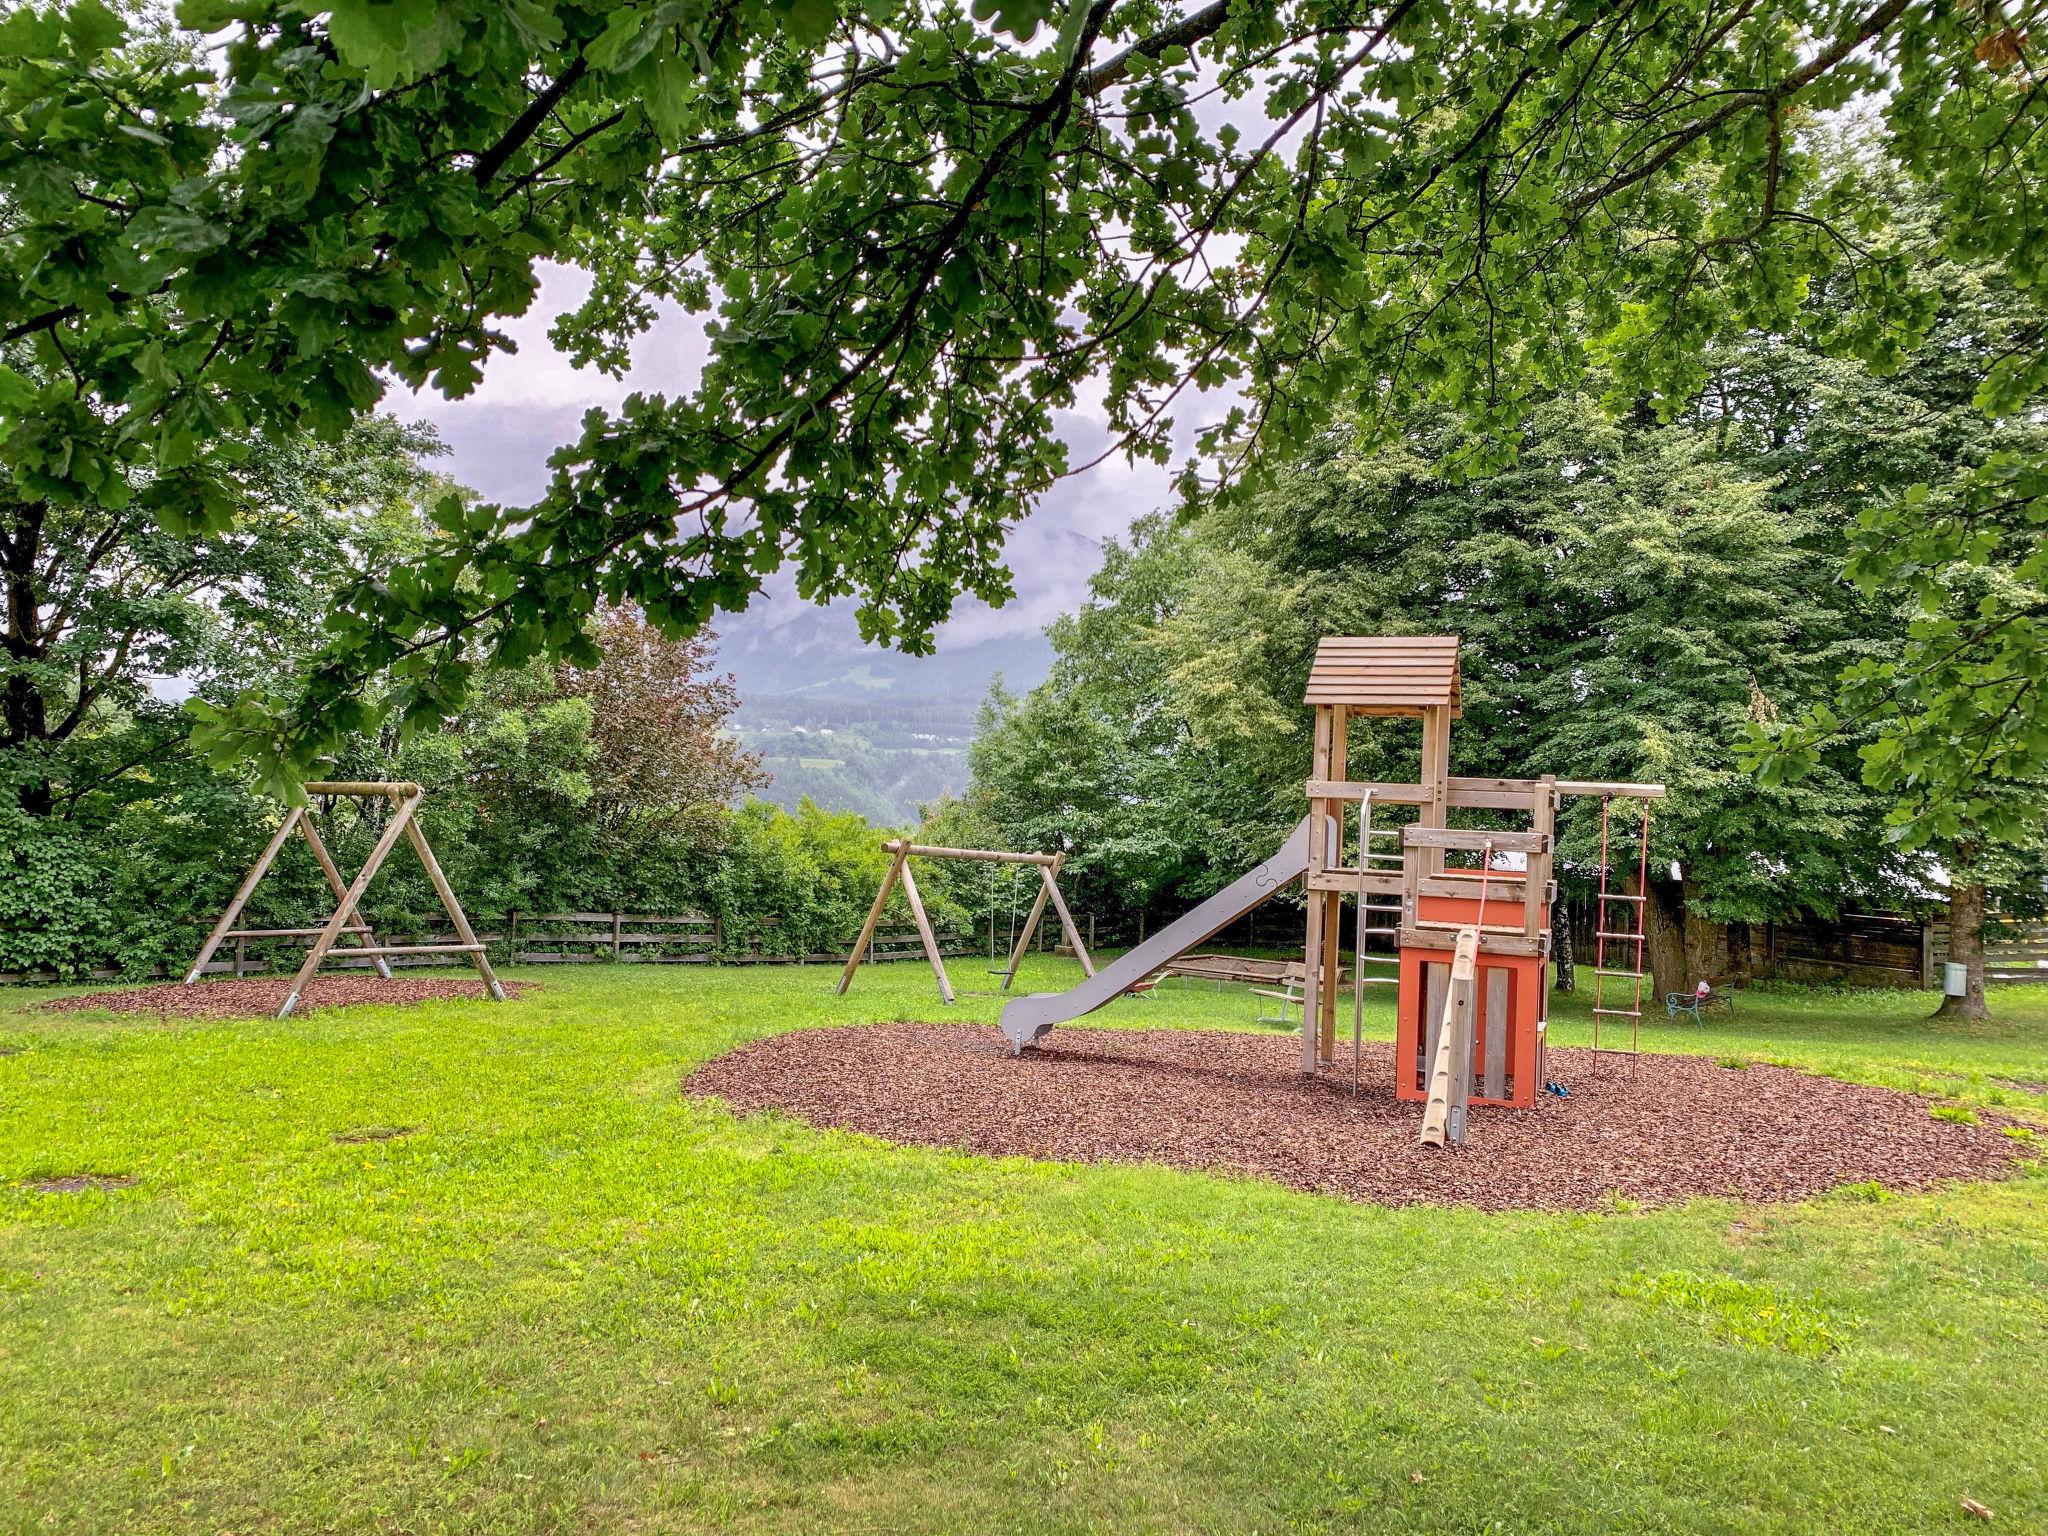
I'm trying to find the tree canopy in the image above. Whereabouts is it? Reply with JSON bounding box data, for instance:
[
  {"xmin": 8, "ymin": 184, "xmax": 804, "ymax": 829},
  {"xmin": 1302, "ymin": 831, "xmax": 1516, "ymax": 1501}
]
[
  {"xmin": 4, "ymin": 0, "xmax": 2042, "ymax": 822},
  {"xmin": 959, "ymin": 203, "xmax": 2048, "ymax": 988}
]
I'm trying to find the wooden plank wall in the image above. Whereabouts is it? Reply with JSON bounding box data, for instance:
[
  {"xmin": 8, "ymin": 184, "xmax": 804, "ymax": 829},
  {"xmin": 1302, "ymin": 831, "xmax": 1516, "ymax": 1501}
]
[
  {"xmin": 1765, "ymin": 910, "xmax": 1929, "ymax": 988},
  {"xmin": 1558, "ymin": 898, "xmax": 2048, "ymax": 989}
]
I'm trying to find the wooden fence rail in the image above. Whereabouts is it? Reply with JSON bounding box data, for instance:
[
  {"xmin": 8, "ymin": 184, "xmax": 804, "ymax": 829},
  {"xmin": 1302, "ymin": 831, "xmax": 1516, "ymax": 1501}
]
[
  {"xmin": 0, "ymin": 911, "xmax": 982, "ymax": 985},
  {"xmin": 11, "ymin": 905, "xmax": 2045, "ymax": 989},
  {"xmin": 1558, "ymin": 904, "xmax": 2048, "ymax": 990}
]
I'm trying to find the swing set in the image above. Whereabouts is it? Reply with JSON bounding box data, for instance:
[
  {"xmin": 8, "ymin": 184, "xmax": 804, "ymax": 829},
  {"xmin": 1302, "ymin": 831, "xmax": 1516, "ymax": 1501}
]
[
  {"xmin": 837, "ymin": 840, "xmax": 1095, "ymax": 1004},
  {"xmin": 183, "ymin": 781, "xmax": 505, "ymax": 1019}
]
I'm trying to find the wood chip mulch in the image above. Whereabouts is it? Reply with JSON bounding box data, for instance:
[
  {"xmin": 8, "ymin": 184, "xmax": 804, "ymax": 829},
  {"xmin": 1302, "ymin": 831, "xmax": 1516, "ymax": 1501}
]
[
  {"xmin": 36, "ymin": 976, "xmax": 531, "ymax": 1019},
  {"xmin": 686, "ymin": 1024, "xmax": 2030, "ymax": 1212}
]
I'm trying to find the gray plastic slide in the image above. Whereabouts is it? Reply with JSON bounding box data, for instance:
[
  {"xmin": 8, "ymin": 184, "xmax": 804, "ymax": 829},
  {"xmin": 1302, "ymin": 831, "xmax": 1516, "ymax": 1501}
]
[{"xmin": 999, "ymin": 815, "xmax": 1335, "ymax": 1053}]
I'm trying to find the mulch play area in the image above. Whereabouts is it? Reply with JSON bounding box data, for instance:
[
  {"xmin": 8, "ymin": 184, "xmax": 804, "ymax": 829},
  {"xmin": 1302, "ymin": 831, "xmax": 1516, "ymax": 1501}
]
[
  {"xmin": 687, "ymin": 1024, "xmax": 2028, "ymax": 1212},
  {"xmin": 37, "ymin": 976, "xmax": 531, "ymax": 1019}
]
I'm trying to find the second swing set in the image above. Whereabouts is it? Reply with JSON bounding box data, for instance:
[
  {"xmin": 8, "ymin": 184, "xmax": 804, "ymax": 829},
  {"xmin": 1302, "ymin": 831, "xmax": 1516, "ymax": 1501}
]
[{"xmin": 837, "ymin": 840, "xmax": 1095, "ymax": 1004}]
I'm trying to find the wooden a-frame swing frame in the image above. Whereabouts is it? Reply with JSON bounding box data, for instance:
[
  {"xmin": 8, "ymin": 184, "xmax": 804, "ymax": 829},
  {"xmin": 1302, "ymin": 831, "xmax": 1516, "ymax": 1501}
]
[
  {"xmin": 184, "ymin": 781, "xmax": 506, "ymax": 1019},
  {"xmin": 836, "ymin": 840, "xmax": 1095, "ymax": 1004}
]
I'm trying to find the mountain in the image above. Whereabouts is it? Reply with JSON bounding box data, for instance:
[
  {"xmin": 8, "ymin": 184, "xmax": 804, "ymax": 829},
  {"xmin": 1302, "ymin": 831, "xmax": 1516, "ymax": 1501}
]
[
  {"xmin": 711, "ymin": 598, "xmax": 1054, "ymax": 826},
  {"xmin": 715, "ymin": 600, "xmax": 1053, "ymax": 700}
]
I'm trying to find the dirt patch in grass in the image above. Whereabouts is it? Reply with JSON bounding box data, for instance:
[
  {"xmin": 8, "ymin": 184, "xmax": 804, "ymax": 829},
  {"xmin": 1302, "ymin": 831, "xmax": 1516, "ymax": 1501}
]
[
  {"xmin": 25, "ymin": 1173, "xmax": 138, "ymax": 1193},
  {"xmin": 332, "ymin": 1125, "xmax": 416, "ymax": 1144},
  {"xmin": 36, "ymin": 976, "xmax": 532, "ymax": 1019},
  {"xmin": 687, "ymin": 1025, "xmax": 2028, "ymax": 1212}
]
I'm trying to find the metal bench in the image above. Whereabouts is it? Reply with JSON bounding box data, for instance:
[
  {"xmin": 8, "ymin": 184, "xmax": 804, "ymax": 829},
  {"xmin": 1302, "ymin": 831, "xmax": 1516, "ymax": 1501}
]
[{"xmin": 1665, "ymin": 980, "xmax": 1735, "ymax": 1023}]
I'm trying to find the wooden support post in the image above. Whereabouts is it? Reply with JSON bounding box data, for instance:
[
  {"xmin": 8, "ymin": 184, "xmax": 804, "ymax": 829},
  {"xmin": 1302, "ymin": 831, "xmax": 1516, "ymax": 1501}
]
[
  {"xmin": 277, "ymin": 796, "xmax": 418, "ymax": 1019},
  {"xmin": 1320, "ymin": 706, "xmax": 1348, "ymax": 1064},
  {"xmin": 185, "ymin": 807, "xmax": 304, "ymax": 983},
  {"xmin": 1420, "ymin": 705, "xmax": 1450, "ymax": 877},
  {"xmin": 838, "ymin": 848, "xmax": 905, "ymax": 995},
  {"xmin": 404, "ymin": 816, "xmax": 506, "ymax": 1002},
  {"xmin": 298, "ymin": 814, "xmax": 395, "ymax": 980},
  {"xmin": 1301, "ymin": 704, "xmax": 1334, "ymax": 1074},
  {"xmin": 1525, "ymin": 776, "xmax": 1556, "ymax": 947},
  {"xmin": 1040, "ymin": 857, "xmax": 1095, "ymax": 977},
  {"xmin": 897, "ymin": 857, "xmax": 954, "ymax": 1004}
]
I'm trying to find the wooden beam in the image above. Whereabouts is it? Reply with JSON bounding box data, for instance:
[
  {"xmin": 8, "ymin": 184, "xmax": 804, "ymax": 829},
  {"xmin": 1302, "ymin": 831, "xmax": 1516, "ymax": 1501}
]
[
  {"xmin": 1307, "ymin": 870, "xmax": 1541, "ymax": 902},
  {"xmin": 1304, "ymin": 779, "xmax": 1434, "ymax": 804},
  {"xmin": 1038, "ymin": 858, "xmax": 1096, "ymax": 977},
  {"xmin": 1402, "ymin": 826, "xmax": 1551, "ymax": 854},
  {"xmin": 1000, "ymin": 854, "xmax": 1057, "ymax": 990},
  {"xmin": 1306, "ymin": 778, "xmax": 1544, "ymax": 810},
  {"xmin": 1401, "ymin": 925, "xmax": 1544, "ymax": 958},
  {"xmin": 404, "ymin": 816, "xmax": 507, "ymax": 1002},
  {"xmin": 298, "ymin": 812, "xmax": 395, "ymax": 980},
  {"xmin": 217, "ymin": 925, "xmax": 380, "ymax": 939},
  {"xmin": 896, "ymin": 857, "xmax": 955, "ymax": 1004},
  {"xmin": 301, "ymin": 781, "xmax": 421, "ymax": 799},
  {"xmin": 1555, "ymin": 780, "xmax": 1666, "ymax": 799},
  {"xmin": 344, "ymin": 944, "xmax": 486, "ymax": 957},
  {"xmin": 1525, "ymin": 777, "xmax": 1557, "ymax": 944},
  {"xmin": 882, "ymin": 841, "xmax": 1060, "ymax": 866},
  {"xmin": 1420, "ymin": 705, "xmax": 1451, "ymax": 878},
  {"xmin": 278, "ymin": 798, "xmax": 418, "ymax": 1018},
  {"xmin": 185, "ymin": 806, "xmax": 304, "ymax": 984},
  {"xmin": 1301, "ymin": 704, "xmax": 1334, "ymax": 1074},
  {"xmin": 837, "ymin": 848, "xmax": 905, "ymax": 995},
  {"xmin": 1321, "ymin": 707, "xmax": 1347, "ymax": 1065}
]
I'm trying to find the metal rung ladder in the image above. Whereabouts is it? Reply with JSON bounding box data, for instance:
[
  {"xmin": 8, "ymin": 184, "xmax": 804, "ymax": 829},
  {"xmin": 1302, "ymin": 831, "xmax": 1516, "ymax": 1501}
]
[{"xmin": 1351, "ymin": 791, "xmax": 1407, "ymax": 1093}]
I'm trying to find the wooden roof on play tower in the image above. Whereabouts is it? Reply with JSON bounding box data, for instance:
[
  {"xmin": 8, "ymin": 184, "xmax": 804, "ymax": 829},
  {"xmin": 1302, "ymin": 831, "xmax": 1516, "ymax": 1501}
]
[{"xmin": 1303, "ymin": 635, "xmax": 1461, "ymax": 716}]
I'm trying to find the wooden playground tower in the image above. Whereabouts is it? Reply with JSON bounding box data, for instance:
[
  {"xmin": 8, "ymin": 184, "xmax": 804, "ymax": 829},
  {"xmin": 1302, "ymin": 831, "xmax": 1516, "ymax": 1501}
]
[{"xmin": 1298, "ymin": 637, "xmax": 1663, "ymax": 1124}]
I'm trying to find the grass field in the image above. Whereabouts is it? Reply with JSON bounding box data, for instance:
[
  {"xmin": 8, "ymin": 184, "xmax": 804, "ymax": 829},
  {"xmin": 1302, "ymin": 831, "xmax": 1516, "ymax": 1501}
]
[{"xmin": 3, "ymin": 958, "xmax": 2045, "ymax": 1534}]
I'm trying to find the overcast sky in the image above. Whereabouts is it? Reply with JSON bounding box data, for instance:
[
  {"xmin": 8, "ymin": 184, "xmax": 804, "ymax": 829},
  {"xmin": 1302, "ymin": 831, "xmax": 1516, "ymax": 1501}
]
[{"xmin": 385, "ymin": 263, "xmax": 1232, "ymax": 650}]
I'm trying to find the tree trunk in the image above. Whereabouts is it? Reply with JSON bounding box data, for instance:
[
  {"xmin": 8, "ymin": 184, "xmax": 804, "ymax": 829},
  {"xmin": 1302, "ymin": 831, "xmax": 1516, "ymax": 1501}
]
[
  {"xmin": 1644, "ymin": 876, "xmax": 1688, "ymax": 1000},
  {"xmin": 1934, "ymin": 881, "xmax": 1992, "ymax": 1021},
  {"xmin": 1679, "ymin": 882, "xmax": 1729, "ymax": 983},
  {"xmin": 2, "ymin": 499, "xmax": 52, "ymax": 816}
]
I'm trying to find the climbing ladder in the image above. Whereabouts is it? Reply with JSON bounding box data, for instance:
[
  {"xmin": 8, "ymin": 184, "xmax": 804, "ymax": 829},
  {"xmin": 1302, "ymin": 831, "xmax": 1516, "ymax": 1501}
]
[
  {"xmin": 1590, "ymin": 794, "xmax": 1652, "ymax": 1060},
  {"xmin": 1351, "ymin": 789, "xmax": 1406, "ymax": 1091}
]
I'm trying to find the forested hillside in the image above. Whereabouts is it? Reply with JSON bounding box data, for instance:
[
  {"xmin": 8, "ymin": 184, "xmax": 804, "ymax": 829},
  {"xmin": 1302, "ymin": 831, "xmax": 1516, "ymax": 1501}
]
[{"xmin": 718, "ymin": 603, "xmax": 1052, "ymax": 824}]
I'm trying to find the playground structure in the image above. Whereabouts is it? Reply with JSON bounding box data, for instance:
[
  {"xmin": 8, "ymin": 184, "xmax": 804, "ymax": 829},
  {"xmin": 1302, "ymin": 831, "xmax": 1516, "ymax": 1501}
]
[
  {"xmin": 184, "ymin": 781, "xmax": 506, "ymax": 1020},
  {"xmin": 838, "ymin": 840, "xmax": 1095, "ymax": 1004},
  {"xmin": 999, "ymin": 635, "xmax": 1664, "ymax": 1143}
]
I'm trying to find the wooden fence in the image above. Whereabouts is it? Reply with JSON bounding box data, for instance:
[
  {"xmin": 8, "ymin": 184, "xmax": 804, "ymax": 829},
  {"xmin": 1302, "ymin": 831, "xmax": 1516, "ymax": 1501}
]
[
  {"xmin": 0, "ymin": 911, "xmax": 982, "ymax": 985},
  {"xmin": 1557, "ymin": 899, "xmax": 2048, "ymax": 990},
  {"xmin": 1758, "ymin": 912, "xmax": 2048, "ymax": 988},
  {"xmin": 12, "ymin": 902, "xmax": 2045, "ymax": 989}
]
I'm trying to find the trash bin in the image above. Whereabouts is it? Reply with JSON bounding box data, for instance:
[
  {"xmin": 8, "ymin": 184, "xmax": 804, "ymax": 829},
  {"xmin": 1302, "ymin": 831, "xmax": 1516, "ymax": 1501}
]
[{"xmin": 1943, "ymin": 961, "xmax": 1968, "ymax": 997}]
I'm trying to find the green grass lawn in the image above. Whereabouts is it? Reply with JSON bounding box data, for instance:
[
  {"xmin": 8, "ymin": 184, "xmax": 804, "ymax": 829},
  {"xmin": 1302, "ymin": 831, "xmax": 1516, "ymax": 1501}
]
[{"xmin": 2, "ymin": 958, "xmax": 2045, "ymax": 1534}]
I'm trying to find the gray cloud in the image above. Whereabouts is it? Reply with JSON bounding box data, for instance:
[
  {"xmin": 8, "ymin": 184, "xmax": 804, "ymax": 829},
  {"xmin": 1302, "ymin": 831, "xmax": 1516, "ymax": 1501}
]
[{"xmin": 384, "ymin": 263, "xmax": 1233, "ymax": 648}]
